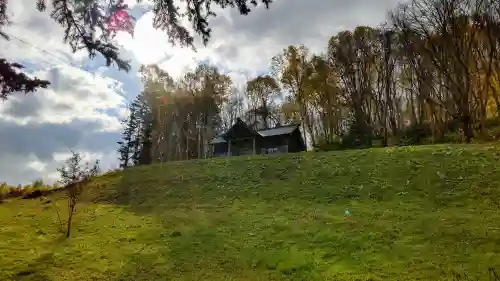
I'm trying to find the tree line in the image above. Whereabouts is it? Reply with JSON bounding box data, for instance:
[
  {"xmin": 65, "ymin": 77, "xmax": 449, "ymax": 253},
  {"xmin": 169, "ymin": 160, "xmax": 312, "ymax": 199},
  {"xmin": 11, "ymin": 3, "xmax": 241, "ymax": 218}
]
[{"xmin": 118, "ymin": 0, "xmax": 500, "ymax": 166}]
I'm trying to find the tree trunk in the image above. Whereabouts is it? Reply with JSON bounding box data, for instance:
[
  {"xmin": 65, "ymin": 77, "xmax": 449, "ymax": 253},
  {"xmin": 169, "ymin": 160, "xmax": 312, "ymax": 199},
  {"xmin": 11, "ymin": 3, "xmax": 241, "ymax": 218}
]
[
  {"xmin": 66, "ymin": 203, "xmax": 75, "ymax": 238},
  {"xmin": 462, "ymin": 114, "xmax": 473, "ymax": 143},
  {"xmin": 382, "ymin": 31, "xmax": 392, "ymax": 147}
]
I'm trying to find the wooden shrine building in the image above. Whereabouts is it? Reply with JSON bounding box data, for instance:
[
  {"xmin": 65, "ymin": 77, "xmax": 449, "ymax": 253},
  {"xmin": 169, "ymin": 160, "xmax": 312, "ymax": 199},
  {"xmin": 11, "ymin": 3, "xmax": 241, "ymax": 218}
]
[{"xmin": 209, "ymin": 118, "xmax": 306, "ymax": 157}]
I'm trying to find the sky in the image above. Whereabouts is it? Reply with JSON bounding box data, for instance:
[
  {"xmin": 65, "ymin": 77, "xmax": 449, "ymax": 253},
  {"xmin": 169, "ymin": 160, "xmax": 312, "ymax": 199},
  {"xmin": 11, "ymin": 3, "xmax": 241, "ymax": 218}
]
[{"xmin": 0, "ymin": 0, "xmax": 402, "ymax": 185}]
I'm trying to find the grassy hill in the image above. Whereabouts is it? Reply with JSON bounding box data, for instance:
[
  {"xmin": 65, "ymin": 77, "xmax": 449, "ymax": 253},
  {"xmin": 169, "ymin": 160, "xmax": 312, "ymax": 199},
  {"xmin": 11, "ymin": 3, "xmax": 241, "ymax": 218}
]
[{"xmin": 2, "ymin": 145, "xmax": 500, "ymax": 281}]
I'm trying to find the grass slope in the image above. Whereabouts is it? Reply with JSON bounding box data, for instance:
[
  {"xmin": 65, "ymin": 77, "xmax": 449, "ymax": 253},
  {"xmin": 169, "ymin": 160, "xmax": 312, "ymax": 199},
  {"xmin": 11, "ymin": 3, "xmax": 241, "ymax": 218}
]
[{"xmin": 2, "ymin": 145, "xmax": 500, "ymax": 281}]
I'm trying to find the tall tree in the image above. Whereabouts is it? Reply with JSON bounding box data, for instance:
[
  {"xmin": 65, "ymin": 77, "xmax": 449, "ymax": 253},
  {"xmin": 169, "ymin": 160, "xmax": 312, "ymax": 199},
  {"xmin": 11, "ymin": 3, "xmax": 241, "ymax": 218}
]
[
  {"xmin": 221, "ymin": 87, "xmax": 245, "ymax": 131},
  {"xmin": 327, "ymin": 27, "xmax": 379, "ymax": 147},
  {"xmin": 136, "ymin": 93, "xmax": 153, "ymax": 165},
  {"xmin": 121, "ymin": 92, "xmax": 153, "ymax": 166},
  {"xmin": 135, "ymin": 63, "xmax": 231, "ymax": 162},
  {"xmin": 272, "ymin": 45, "xmax": 314, "ymax": 145},
  {"xmin": 139, "ymin": 64, "xmax": 175, "ymax": 163},
  {"xmin": 391, "ymin": 0, "xmax": 489, "ymax": 142},
  {"xmin": 117, "ymin": 115, "xmax": 136, "ymax": 168},
  {"xmin": 307, "ymin": 54, "xmax": 344, "ymax": 144},
  {"xmin": 246, "ymin": 75, "xmax": 281, "ymax": 129}
]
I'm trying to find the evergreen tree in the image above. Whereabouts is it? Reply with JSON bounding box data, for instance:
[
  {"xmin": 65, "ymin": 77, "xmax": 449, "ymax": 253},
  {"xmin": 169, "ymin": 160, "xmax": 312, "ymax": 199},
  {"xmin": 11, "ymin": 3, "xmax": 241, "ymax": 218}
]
[
  {"xmin": 124, "ymin": 91, "xmax": 155, "ymax": 166},
  {"xmin": 129, "ymin": 97, "xmax": 143, "ymax": 166},
  {"xmin": 136, "ymin": 93, "xmax": 154, "ymax": 165},
  {"xmin": 138, "ymin": 123, "xmax": 153, "ymax": 165},
  {"xmin": 117, "ymin": 119, "xmax": 133, "ymax": 168},
  {"xmin": 117, "ymin": 99, "xmax": 140, "ymax": 168}
]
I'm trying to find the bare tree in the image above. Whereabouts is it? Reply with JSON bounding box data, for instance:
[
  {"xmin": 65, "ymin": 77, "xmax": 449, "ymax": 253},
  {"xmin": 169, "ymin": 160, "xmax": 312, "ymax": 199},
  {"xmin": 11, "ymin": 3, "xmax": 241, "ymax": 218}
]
[
  {"xmin": 246, "ymin": 75, "xmax": 281, "ymax": 129},
  {"xmin": 391, "ymin": 0, "xmax": 488, "ymax": 142},
  {"xmin": 57, "ymin": 151, "xmax": 100, "ymax": 238}
]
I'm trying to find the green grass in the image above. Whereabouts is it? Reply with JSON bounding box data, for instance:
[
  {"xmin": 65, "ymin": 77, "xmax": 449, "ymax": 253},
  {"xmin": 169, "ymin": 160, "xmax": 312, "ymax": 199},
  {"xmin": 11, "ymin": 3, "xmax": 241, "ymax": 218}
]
[{"xmin": 2, "ymin": 144, "xmax": 500, "ymax": 281}]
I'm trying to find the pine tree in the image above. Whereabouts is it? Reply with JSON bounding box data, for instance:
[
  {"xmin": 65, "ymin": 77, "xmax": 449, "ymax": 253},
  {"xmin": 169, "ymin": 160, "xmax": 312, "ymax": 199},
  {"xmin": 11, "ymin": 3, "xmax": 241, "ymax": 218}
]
[
  {"xmin": 136, "ymin": 92, "xmax": 154, "ymax": 165},
  {"xmin": 117, "ymin": 118, "xmax": 133, "ymax": 168},
  {"xmin": 138, "ymin": 124, "xmax": 153, "ymax": 165},
  {"xmin": 129, "ymin": 97, "xmax": 143, "ymax": 166},
  {"xmin": 117, "ymin": 99, "xmax": 140, "ymax": 168},
  {"xmin": 126, "ymin": 92, "xmax": 154, "ymax": 166}
]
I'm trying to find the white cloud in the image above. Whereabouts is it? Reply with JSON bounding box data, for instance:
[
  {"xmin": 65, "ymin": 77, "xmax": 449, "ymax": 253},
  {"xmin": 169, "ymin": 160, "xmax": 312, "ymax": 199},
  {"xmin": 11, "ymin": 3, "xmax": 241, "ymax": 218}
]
[
  {"xmin": 0, "ymin": 64, "xmax": 127, "ymax": 132},
  {"xmin": 27, "ymin": 160, "xmax": 47, "ymax": 173},
  {"xmin": 0, "ymin": 0, "xmax": 132, "ymax": 185},
  {"xmin": 115, "ymin": 0, "xmax": 402, "ymax": 82},
  {"xmin": 116, "ymin": 11, "xmax": 205, "ymax": 80}
]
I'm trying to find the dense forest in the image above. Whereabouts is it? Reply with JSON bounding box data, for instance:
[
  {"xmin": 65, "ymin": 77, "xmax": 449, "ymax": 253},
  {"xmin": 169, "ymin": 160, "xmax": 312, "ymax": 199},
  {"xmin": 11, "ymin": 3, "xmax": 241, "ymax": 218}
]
[{"xmin": 118, "ymin": 0, "xmax": 500, "ymax": 166}]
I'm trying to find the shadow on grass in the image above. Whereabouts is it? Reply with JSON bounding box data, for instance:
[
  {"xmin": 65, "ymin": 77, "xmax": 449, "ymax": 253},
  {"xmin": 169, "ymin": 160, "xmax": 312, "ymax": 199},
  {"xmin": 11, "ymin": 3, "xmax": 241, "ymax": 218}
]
[{"xmin": 89, "ymin": 164, "xmax": 331, "ymax": 280}]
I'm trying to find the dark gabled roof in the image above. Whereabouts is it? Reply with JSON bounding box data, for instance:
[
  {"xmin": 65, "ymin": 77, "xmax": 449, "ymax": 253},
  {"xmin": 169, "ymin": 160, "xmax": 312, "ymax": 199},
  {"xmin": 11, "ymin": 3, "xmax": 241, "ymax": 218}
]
[
  {"xmin": 222, "ymin": 118, "xmax": 259, "ymax": 139},
  {"xmin": 209, "ymin": 120, "xmax": 301, "ymax": 144},
  {"xmin": 210, "ymin": 136, "xmax": 227, "ymax": 144},
  {"xmin": 257, "ymin": 124, "xmax": 300, "ymax": 137}
]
